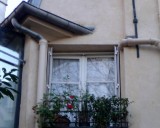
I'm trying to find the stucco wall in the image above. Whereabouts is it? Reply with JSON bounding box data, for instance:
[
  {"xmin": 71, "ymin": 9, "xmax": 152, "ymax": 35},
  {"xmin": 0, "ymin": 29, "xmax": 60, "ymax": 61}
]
[
  {"xmin": 122, "ymin": 0, "xmax": 160, "ymax": 128},
  {"xmin": 19, "ymin": 0, "xmax": 160, "ymax": 128},
  {"xmin": 40, "ymin": 1, "xmax": 160, "ymax": 128},
  {"xmin": 124, "ymin": 0, "xmax": 160, "ymax": 38},
  {"xmin": 41, "ymin": 0, "xmax": 125, "ymax": 44},
  {"xmin": 121, "ymin": 47, "xmax": 160, "ymax": 128}
]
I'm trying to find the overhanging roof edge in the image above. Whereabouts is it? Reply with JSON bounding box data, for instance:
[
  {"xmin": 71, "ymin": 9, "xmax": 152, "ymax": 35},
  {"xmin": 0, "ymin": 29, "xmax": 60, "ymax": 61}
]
[{"xmin": 0, "ymin": 1, "xmax": 94, "ymax": 35}]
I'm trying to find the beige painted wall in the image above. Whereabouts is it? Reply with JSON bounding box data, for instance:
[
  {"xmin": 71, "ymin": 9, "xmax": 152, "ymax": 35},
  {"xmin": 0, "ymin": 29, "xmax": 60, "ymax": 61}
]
[
  {"xmin": 19, "ymin": 0, "xmax": 160, "ymax": 128},
  {"xmin": 40, "ymin": 0, "xmax": 160, "ymax": 128},
  {"xmin": 121, "ymin": 47, "xmax": 160, "ymax": 128},
  {"xmin": 19, "ymin": 36, "xmax": 39, "ymax": 128},
  {"xmin": 122, "ymin": 0, "xmax": 160, "ymax": 127},
  {"xmin": 41, "ymin": 0, "xmax": 125, "ymax": 44}
]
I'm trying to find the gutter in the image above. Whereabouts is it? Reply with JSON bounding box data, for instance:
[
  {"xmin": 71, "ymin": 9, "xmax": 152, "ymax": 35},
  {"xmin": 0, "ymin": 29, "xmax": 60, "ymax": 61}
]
[
  {"xmin": 11, "ymin": 18, "xmax": 48, "ymax": 103},
  {"xmin": 1, "ymin": 2, "xmax": 93, "ymax": 35},
  {"xmin": 11, "ymin": 18, "xmax": 43, "ymax": 40},
  {"xmin": 119, "ymin": 38, "xmax": 160, "ymax": 50}
]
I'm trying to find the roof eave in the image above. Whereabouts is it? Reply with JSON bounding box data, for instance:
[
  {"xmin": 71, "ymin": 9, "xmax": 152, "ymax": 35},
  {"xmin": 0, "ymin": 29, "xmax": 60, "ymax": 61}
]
[{"xmin": 0, "ymin": 1, "xmax": 94, "ymax": 35}]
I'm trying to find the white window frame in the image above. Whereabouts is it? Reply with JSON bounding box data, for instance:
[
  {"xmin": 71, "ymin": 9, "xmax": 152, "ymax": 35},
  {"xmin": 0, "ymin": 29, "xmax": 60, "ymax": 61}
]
[{"xmin": 47, "ymin": 47, "xmax": 120, "ymax": 96}]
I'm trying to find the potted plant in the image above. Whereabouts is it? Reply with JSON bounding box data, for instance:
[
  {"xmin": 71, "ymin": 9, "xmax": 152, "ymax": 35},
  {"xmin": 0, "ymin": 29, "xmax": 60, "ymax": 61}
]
[
  {"xmin": 109, "ymin": 96, "xmax": 129, "ymax": 128},
  {"xmin": 91, "ymin": 96, "xmax": 111, "ymax": 128},
  {"xmin": 33, "ymin": 92, "xmax": 75, "ymax": 128},
  {"xmin": 91, "ymin": 96, "xmax": 130, "ymax": 128},
  {"xmin": 33, "ymin": 92, "xmax": 130, "ymax": 128},
  {"xmin": 78, "ymin": 93, "xmax": 93, "ymax": 127}
]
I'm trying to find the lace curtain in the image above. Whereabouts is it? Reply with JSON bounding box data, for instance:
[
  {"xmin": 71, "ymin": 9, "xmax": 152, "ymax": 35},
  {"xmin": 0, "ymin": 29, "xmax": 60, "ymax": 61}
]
[
  {"xmin": 52, "ymin": 59, "xmax": 79, "ymax": 95},
  {"xmin": 87, "ymin": 57, "xmax": 115, "ymax": 97},
  {"xmin": 51, "ymin": 57, "xmax": 115, "ymax": 97}
]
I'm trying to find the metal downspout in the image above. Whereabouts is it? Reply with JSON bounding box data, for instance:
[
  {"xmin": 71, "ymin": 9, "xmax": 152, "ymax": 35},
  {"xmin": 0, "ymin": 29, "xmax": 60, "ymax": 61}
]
[
  {"xmin": 132, "ymin": 0, "xmax": 139, "ymax": 58},
  {"xmin": 11, "ymin": 18, "xmax": 48, "ymax": 102},
  {"xmin": 158, "ymin": 0, "xmax": 160, "ymax": 29}
]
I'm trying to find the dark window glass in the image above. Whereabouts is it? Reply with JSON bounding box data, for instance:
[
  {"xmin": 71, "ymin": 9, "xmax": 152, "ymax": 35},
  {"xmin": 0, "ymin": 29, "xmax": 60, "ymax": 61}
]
[{"xmin": 0, "ymin": 29, "xmax": 24, "ymax": 128}]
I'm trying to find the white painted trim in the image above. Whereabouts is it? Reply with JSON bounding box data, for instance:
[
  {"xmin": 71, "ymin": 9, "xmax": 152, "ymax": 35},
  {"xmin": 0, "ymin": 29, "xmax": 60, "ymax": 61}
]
[
  {"xmin": 81, "ymin": 56, "xmax": 87, "ymax": 93},
  {"xmin": 51, "ymin": 82, "xmax": 79, "ymax": 84},
  {"xmin": 53, "ymin": 52, "xmax": 114, "ymax": 56},
  {"xmin": 114, "ymin": 46, "xmax": 120, "ymax": 96},
  {"xmin": 48, "ymin": 48, "xmax": 53, "ymax": 93},
  {"xmin": 86, "ymin": 81, "xmax": 115, "ymax": 83},
  {"xmin": 50, "ymin": 53, "xmax": 118, "ymax": 96}
]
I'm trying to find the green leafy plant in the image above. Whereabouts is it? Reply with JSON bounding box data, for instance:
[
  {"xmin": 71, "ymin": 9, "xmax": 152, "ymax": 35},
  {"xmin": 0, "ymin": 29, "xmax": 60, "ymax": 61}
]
[
  {"xmin": 33, "ymin": 92, "xmax": 79, "ymax": 128},
  {"xmin": 78, "ymin": 93, "xmax": 93, "ymax": 126},
  {"xmin": 33, "ymin": 92, "xmax": 130, "ymax": 128},
  {"xmin": 0, "ymin": 68, "xmax": 18, "ymax": 100},
  {"xmin": 110, "ymin": 96, "xmax": 129, "ymax": 124},
  {"xmin": 91, "ymin": 96, "xmax": 130, "ymax": 128},
  {"xmin": 92, "ymin": 96, "xmax": 111, "ymax": 128}
]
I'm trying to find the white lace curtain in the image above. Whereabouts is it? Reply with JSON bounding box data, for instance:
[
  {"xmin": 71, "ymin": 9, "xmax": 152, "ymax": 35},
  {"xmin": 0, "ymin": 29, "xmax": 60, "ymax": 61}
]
[
  {"xmin": 51, "ymin": 56, "xmax": 115, "ymax": 97},
  {"xmin": 87, "ymin": 57, "xmax": 115, "ymax": 97}
]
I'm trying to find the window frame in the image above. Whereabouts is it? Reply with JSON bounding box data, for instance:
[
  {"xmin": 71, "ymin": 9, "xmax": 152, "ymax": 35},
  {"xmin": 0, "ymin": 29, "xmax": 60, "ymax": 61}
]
[
  {"xmin": 0, "ymin": 29, "xmax": 25, "ymax": 128},
  {"xmin": 48, "ymin": 49, "xmax": 120, "ymax": 97}
]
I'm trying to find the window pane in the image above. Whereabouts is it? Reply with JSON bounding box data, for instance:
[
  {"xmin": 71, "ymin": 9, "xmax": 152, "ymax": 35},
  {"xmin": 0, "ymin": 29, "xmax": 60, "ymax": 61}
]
[
  {"xmin": 51, "ymin": 83, "xmax": 79, "ymax": 95},
  {"xmin": 87, "ymin": 57, "xmax": 115, "ymax": 82},
  {"xmin": 52, "ymin": 59, "xmax": 79, "ymax": 82},
  {"xmin": 0, "ymin": 29, "xmax": 24, "ymax": 128},
  {"xmin": 87, "ymin": 82, "xmax": 115, "ymax": 97},
  {"xmin": 0, "ymin": 46, "xmax": 19, "ymax": 65},
  {"xmin": 0, "ymin": 63, "xmax": 18, "ymax": 128}
]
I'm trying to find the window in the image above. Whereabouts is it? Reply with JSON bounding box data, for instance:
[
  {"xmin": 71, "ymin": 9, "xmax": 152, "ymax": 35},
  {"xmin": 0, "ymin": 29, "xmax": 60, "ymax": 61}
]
[
  {"xmin": 0, "ymin": 47, "xmax": 18, "ymax": 128},
  {"xmin": 48, "ymin": 47, "xmax": 119, "ymax": 97},
  {"xmin": 28, "ymin": 0, "xmax": 41, "ymax": 7},
  {"xmin": 0, "ymin": 29, "xmax": 24, "ymax": 128}
]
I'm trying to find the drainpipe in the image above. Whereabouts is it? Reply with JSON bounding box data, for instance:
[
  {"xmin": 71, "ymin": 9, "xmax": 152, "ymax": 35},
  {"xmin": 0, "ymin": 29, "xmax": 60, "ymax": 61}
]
[
  {"xmin": 158, "ymin": 0, "xmax": 160, "ymax": 26},
  {"xmin": 132, "ymin": 0, "xmax": 139, "ymax": 58},
  {"xmin": 119, "ymin": 38, "xmax": 160, "ymax": 50},
  {"xmin": 11, "ymin": 18, "xmax": 48, "ymax": 102}
]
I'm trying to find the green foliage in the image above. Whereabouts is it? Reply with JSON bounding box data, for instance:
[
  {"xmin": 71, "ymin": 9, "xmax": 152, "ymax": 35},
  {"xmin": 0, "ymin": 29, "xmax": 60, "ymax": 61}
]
[
  {"xmin": 110, "ymin": 96, "xmax": 129, "ymax": 123},
  {"xmin": 33, "ymin": 92, "xmax": 79, "ymax": 128},
  {"xmin": 33, "ymin": 92, "xmax": 131, "ymax": 128},
  {"xmin": 33, "ymin": 94, "xmax": 57, "ymax": 128},
  {"xmin": 91, "ymin": 96, "xmax": 130, "ymax": 127},
  {"xmin": 92, "ymin": 96, "xmax": 111, "ymax": 127},
  {"xmin": 78, "ymin": 93, "xmax": 93, "ymax": 125},
  {"xmin": 0, "ymin": 68, "xmax": 18, "ymax": 100}
]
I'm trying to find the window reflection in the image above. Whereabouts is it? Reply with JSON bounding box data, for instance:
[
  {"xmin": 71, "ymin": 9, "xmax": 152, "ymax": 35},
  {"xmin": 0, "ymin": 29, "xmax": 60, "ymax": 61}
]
[
  {"xmin": 0, "ymin": 46, "xmax": 19, "ymax": 65},
  {"xmin": 0, "ymin": 29, "xmax": 24, "ymax": 128},
  {"xmin": 0, "ymin": 63, "xmax": 18, "ymax": 128}
]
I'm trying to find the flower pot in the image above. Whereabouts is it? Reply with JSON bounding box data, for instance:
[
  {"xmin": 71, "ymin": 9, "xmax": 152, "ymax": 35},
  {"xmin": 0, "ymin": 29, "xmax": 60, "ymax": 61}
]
[
  {"xmin": 78, "ymin": 112, "xmax": 90, "ymax": 127},
  {"xmin": 54, "ymin": 115, "xmax": 70, "ymax": 128}
]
